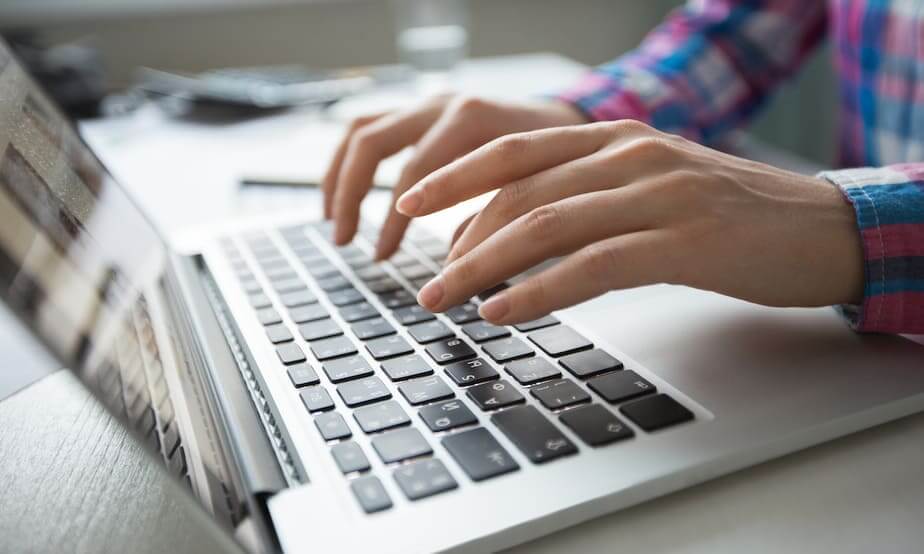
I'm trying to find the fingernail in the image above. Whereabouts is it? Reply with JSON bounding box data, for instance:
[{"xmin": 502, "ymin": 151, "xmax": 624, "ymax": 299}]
[
  {"xmin": 417, "ymin": 276, "xmax": 444, "ymax": 308},
  {"xmin": 479, "ymin": 294, "xmax": 509, "ymax": 321},
  {"xmin": 396, "ymin": 189, "xmax": 423, "ymax": 215}
]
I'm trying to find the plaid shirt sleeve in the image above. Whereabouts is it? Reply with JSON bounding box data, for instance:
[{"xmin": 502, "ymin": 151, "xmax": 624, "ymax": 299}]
[
  {"xmin": 557, "ymin": 0, "xmax": 827, "ymax": 143},
  {"xmin": 820, "ymin": 166, "xmax": 924, "ymax": 334}
]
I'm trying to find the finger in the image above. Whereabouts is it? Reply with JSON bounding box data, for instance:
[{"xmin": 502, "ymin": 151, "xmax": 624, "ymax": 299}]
[
  {"xmin": 477, "ymin": 231, "xmax": 674, "ymax": 324},
  {"xmin": 451, "ymin": 213, "xmax": 477, "ymax": 247},
  {"xmin": 321, "ymin": 112, "xmax": 386, "ymax": 219},
  {"xmin": 418, "ymin": 188, "xmax": 662, "ymax": 311}
]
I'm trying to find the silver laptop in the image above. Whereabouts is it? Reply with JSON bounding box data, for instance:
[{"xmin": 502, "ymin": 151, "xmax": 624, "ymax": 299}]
[{"xmin": 2, "ymin": 38, "xmax": 924, "ymax": 553}]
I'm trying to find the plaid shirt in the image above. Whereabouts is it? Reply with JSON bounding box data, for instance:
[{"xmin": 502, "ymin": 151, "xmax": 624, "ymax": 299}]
[{"xmin": 559, "ymin": 0, "xmax": 924, "ymax": 334}]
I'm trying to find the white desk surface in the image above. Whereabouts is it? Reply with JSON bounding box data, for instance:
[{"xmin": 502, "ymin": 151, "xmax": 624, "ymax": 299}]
[{"xmin": 4, "ymin": 53, "xmax": 923, "ymax": 554}]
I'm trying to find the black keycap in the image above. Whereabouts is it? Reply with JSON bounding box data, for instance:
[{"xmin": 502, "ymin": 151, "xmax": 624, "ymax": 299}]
[
  {"xmin": 265, "ymin": 323, "xmax": 294, "ymax": 344},
  {"xmin": 461, "ymin": 321, "xmax": 511, "ymax": 343},
  {"xmin": 393, "ymin": 458, "xmax": 457, "ymax": 501},
  {"xmin": 272, "ymin": 277, "xmax": 307, "ymax": 293},
  {"xmin": 337, "ymin": 376, "xmax": 391, "ymax": 407},
  {"xmin": 367, "ymin": 277, "xmax": 403, "ymax": 294},
  {"xmin": 530, "ymin": 378, "xmax": 591, "ymax": 410},
  {"xmin": 309, "ymin": 336, "xmax": 357, "ymax": 361},
  {"xmin": 331, "ymin": 441, "xmax": 370, "ymax": 474},
  {"xmin": 371, "ymin": 427, "xmax": 432, "ymax": 463},
  {"xmin": 353, "ymin": 400, "xmax": 410, "ymax": 434},
  {"xmin": 350, "ymin": 476, "xmax": 392, "ymax": 513},
  {"xmin": 477, "ymin": 282, "xmax": 509, "ymax": 301},
  {"xmin": 287, "ymin": 363, "xmax": 320, "ymax": 388},
  {"xmin": 356, "ymin": 264, "xmax": 389, "ymax": 282},
  {"xmin": 365, "ymin": 335, "xmax": 414, "ymax": 360},
  {"xmin": 306, "ymin": 263, "xmax": 340, "ymax": 279},
  {"xmin": 407, "ymin": 320, "xmax": 454, "ymax": 343},
  {"xmin": 418, "ymin": 399, "xmax": 477, "ymax": 432},
  {"xmin": 289, "ymin": 303, "xmax": 328, "ymax": 323},
  {"xmin": 504, "ymin": 357, "xmax": 561, "ymax": 385},
  {"xmin": 381, "ymin": 354, "xmax": 433, "ymax": 381},
  {"xmin": 398, "ymin": 375, "xmax": 454, "ymax": 406},
  {"xmin": 620, "ymin": 394, "xmax": 694, "ymax": 431},
  {"xmin": 528, "ymin": 325, "xmax": 592, "ymax": 357},
  {"xmin": 491, "ymin": 405, "xmax": 577, "ymax": 464},
  {"xmin": 425, "ymin": 338, "xmax": 476, "ymax": 365},
  {"xmin": 442, "ymin": 428, "xmax": 519, "ymax": 481},
  {"xmin": 298, "ymin": 318, "xmax": 342, "ymax": 341},
  {"xmin": 467, "ymin": 379, "xmax": 525, "ymax": 411},
  {"xmin": 388, "ymin": 251, "xmax": 416, "ymax": 267},
  {"xmin": 445, "ymin": 303, "xmax": 481, "ymax": 324},
  {"xmin": 339, "ymin": 301, "xmax": 379, "ymax": 322},
  {"xmin": 317, "ymin": 274, "xmax": 350, "ymax": 292},
  {"xmin": 256, "ymin": 307, "xmax": 282, "ymax": 326},
  {"xmin": 379, "ymin": 289, "xmax": 417, "ymax": 309},
  {"xmin": 249, "ymin": 293, "xmax": 272, "ymax": 309},
  {"xmin": 328, "ymin": 287, "xmax": 365, "ymax": 306},
  {"xmin": 559, "ymin": 349, "xmax": 623, "ymax": 379},
  {"xmin": 444, "ymin": 357, "xmax": 499, "ymax": 386},
  {"xmin": 351, "ymin": 317, "xmax": 396, "ymax": 341},
  {"xmin": 280, "ymin": 289, "xmax": 317, "ymax": 308},
  {"xmin": 559, "ymin": 404, "xmax": 634, "ymax": 446},
  {"xmin": 314, "ymin": 412, "xmax": 352, "ymax": 441},
  {"xmin": 399, "ymin": 263, "xmax": 434, "ymax": 281},
  {"xmin": 392, "ymin": 304, "xmax": 436, "ymax": 326},
  {"xmin": 276, "ymin": 343, "xmax": 306, "ymax": 365},
  {"xmin": 482, "ymin": 337, "xmax": 534, "ymax": 363},
  {"xmin": 322, "ymin": 355, "xmax": 373, "ymax": 383},
  {"xmin": 514, "ymin": 315, "xmax": 560, "ymax": 332},
  {"xmin": 300, "ymin": 386, "xmax": 334, "ymax": 412},
  {"xmin": 587, "ymin": 370, "xmax": 655, "ymax": 404}
]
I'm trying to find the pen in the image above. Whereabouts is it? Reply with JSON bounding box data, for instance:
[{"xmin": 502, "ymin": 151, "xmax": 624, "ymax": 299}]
[{"xmin": 239, "ymin": 177, "xmax": 393, "ymax": 190}]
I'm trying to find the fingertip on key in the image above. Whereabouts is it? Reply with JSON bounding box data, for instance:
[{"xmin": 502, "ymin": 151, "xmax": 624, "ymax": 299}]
[
  {"xmin": 417, "ymin": 276, "xmax": 444, "ymax": 309},
  {"xmin": 396, "ymin": 189, "xmax": 422, "ymax": 216}
]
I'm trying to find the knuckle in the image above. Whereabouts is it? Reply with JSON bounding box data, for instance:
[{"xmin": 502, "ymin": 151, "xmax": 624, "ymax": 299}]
[
  {"xmin": 493, "ymin": 179, "xmax": 531, "ymax": 218},
  {"xmin": 351, "ymin": 128, "xmax": 380, "ymax": 154},
  {"xmin": 490, "ymin": 133, "xmax": 532, "ymax": 162},
  {"xmin": 610, "ymin": 118, "xmax": 651, "ymax": 135},
  {"xmin": 522, "ymin": 276, "xmax": 550, "ymax": 307},
  {"xmin": 447, "ymin": 255, "xmax": 478, "ymax": 286},
  {"xmin": 522, "ymin": 204, "xmax": 564, "ymax": 241},
  {"xmin": 450, "ymin": 95, "xmax": 493, "ymax": 116},
  {"xmin": 580, "ymin": 242, "xmax": 620, "ymax": 281}
]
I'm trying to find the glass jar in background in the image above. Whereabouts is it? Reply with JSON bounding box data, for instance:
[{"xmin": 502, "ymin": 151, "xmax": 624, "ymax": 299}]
[{"xmin": 393, "ymin": 0, "xmax": 469, "ymax": 90}]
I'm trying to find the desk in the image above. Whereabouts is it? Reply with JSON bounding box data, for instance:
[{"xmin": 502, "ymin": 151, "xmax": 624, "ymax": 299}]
[{"xmin": 3, "ymin": 54, "xmax": 924, "ymax": 553}]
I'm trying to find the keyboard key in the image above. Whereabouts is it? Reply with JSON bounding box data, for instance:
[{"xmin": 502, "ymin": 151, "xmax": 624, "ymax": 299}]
[
  {"xmin": 346, "ymin": 255, "xmax": 373, "ymax": 270},
  {"xmin": 482, "ymin": 337, "xmax": 534, "ymax": 363},
  {"xmin": 467, "ymin": 379, "xmax": 525, "ymax": 411},
  {"xmin": 317, "ymin": 274, "xmax": 350, "ymax": 292},
  {"xmin": 392, "ymin": 304, "xmax": 436, "ymax": 326},
  {"xmin": 445, "ymin": 303, "xmax": 481, "ymax": 324},
  {"xmin": 287, "ymin": 363, "xmax": 320, "ymax": 387},
  {"xmin": 314, "ymin": 412, "xmax": 352, "ymax": 441},
  {"xmin": 528, "ymin": 325, "xmax": 592, "ymax": 357},
  {"xmin": 367, "ymin": 277, "xmax": 403, "ymax": 294},
  {"xmin": 298, "ymin": 318, "xmax": 343, "ymax": 341},
  {"xmin": 240, "ymin": 278, "xmax": 263, "ymax": 294},
  {"xmin": 306, "ymin": 263, "xmax": 340, "ymax": 279},
  {"xmin": 381, "ymin": 354, "xmax": 433, "ymax": 381},
  {"xmin": 249, "ymin": 293, "xmax": 272, "ymax": 309},
  {"xmin": 388, "ymin": 251, "xmax": 416, "ymax": 266},
  {"xmin": 288, "ymin": 303, "xmax": 328, "ymax": 323},
  {"xmin": 418, "ymin": 399, "xmax": 477, "ymax": 432},
  {"xmin": 309, "ymin": 336, "xmax": 357, "ymax": 361},
  {"xmin": 514, "ymin": 315, "xmax": 560, "ymax": 332},
  {"xmin": 264, "ymin": 267, "xmax": 296, "ymax": 281},
  {"xmin": 331, "ymin": 441, "xmax": 370, "ymax": 474},
  {"xmin": 393, "ymin": 458, "xmax": 457, "ymax": 501},
  {"xmin": 256, "ymin": 307, "xmax": 282, "ymax": 326},
  {"xmin": 379, "ymin": 289, "xmax": 417, "ymax": 309},
  {"xmin": 442, "ymin": 428, "xmax": 519, "ymax": 481},
  {"xmin": 587, "ymin": 370, "xmax": 655, "ymax": 404},
  {"xmin": 328, "ymin": 287, "xmax": 365, "ymax": 306},
  {"xmin": 530, "ymin": 378, "xmax": 591, "ymax": 410},
  {"xmin": 350, "ymin": 476, "xmax": 392, "ymax": 513},
  {"xmin": 265, "ymin": 323, "xmax": 294, "ymax": 344},
  {"xmin": 444, "ymin": 357, "xmax": 499, "ymax": 386},
  {"xmin": 337, "ymin": 245, "xmax": 366, "ymax": 259},
  {"xmin": 461, "ymin": 321, "xmax": 511, "ymax": 343},
  {"xmin": 353, "ymin": 400, "xmax": 410, "ymax": 434},
  {"xmin": 272, "ymin": 277, "xmax": 307, "ymax": 293},
  {"xmin": 559, "ymin": 349, "xmax": 623, "ymax": 379},
  {"xmin": 276, "ymin": 343, "xmax": 306, "ymax": 365},
  {"xmin": 425, "ymin": 338, "xmax": 476, "ymax": 365},
  {"xmin": 477, "ymin": 282, "xmax": 509, "ymax": 301},
  {"xmin": 371, "ymin": 427, "xmax": 432, "ymax": 463},
  {"xmin": 398, "ymin": 375, "xmax": 454, "ymax": 406},
  {"xmin": 398, "ymin": 263, "xmax": 435, "ymax": 281},
  {"xmin": 337, "ymin": 376, "xmax": 391, "ymax": 407},
  {"xmin": 322, "ymin": 355, "xmax": 373, "ymax": 383},
  {"xmin": 300, "ymin": 386, "xmax": 334, "ymax": 413},
  {"xmin": 504, "ymin": 357, "xmax": 561, "ymax": 385},
  {"xmin": 559, "ymin": 404, "xmax": 634, "ymax": 446},
  {"xmin": 620, "ymin": 394, "xmax": 694, "ymax": 431},
  {"xmin": 280, "ymin": 289, "xmax": 317, "ymax": 308},
  {"xmin": 365, "ymin": 335, "xmax": 414, "ymax": 360},
  {"xmin": 356, "ymin": 264, "xmax": 389, "ymax": 282},
  {"xmin": 491, "ymin": 405, "xmax": 577, "ymax": 464},
  {"xmin": 339, "ymin": 301, "xmax": 379, "ymax": 322},
  {"xmin": 407, "ymin": 320, "xmax": 453, "ymax": 343},
  {"xmin": 351, "ymin": 317, "xmax": 396, "ymax": 341}
]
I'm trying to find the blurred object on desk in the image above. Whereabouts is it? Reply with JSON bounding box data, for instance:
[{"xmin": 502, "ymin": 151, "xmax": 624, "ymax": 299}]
[{"xmin": 393, "ymin": 0, "xmax": 469, "ymax": 94}]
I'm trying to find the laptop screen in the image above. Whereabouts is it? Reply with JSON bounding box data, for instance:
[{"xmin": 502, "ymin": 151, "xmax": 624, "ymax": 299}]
[{"xmin": 0, "ymin": 39, "xmax": 168, "ymax": 389}]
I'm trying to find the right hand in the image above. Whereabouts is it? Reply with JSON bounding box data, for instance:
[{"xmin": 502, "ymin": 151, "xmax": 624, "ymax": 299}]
[{"xmin": 322, "ymin": 95, "xmax": 588, "ymax": 259}]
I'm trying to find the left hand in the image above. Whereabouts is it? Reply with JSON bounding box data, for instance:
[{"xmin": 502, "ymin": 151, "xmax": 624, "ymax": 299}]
[{"xmin": 394, "ymin": 120, "xmax": 865, "ymax": 324}]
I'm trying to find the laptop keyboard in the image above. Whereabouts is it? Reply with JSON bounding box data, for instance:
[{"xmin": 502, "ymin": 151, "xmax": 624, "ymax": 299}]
[{"xmin": 220, "ymin": 221, "xmax": 695, "ymax": 513}]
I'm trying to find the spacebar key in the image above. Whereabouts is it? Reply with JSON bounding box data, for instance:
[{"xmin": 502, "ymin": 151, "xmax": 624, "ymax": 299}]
[{"xmin": 491, "ymin": 405, "xmax": 577, "ymax": 464}]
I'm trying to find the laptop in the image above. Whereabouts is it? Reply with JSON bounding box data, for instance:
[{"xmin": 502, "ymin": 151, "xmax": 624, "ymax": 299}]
[{"xmin": 2, "ymin": 37, "xmax": 924, "ymax": 553}]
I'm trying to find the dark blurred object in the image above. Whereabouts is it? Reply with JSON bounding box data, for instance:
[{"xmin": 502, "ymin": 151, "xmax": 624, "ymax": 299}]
[{"xmin": 4, "ymin": 30, "xmax": 107, "ymax": 119}]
